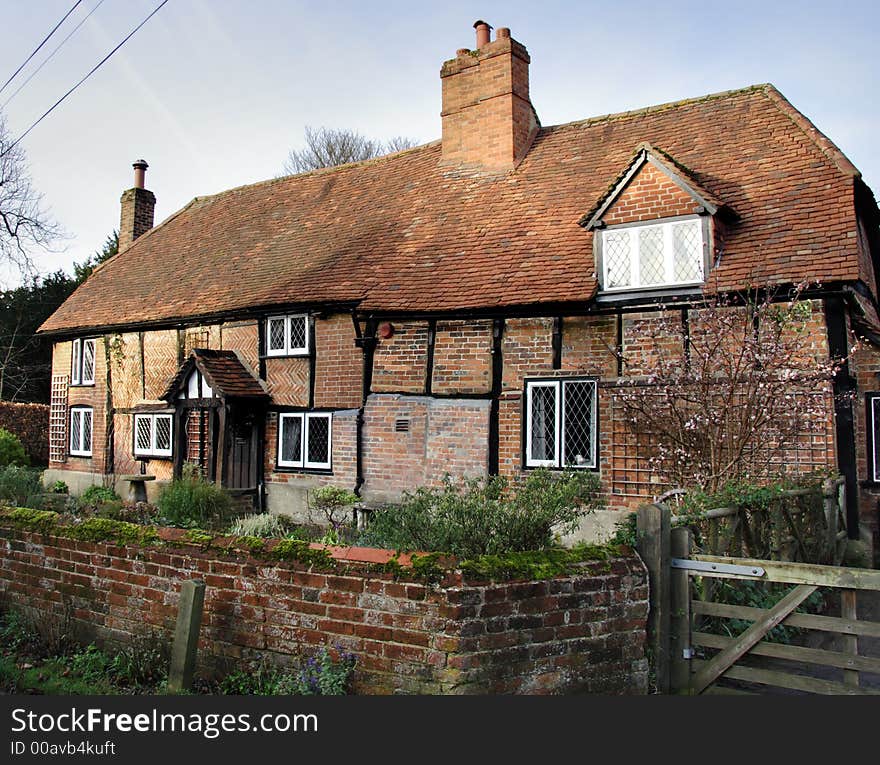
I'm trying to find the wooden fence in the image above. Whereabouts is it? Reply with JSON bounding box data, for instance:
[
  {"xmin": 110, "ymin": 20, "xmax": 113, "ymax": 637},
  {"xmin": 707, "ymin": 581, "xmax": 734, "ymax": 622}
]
[{"xmin": 637, "ymin": 501, "xmax": 880, "ymax": 695}]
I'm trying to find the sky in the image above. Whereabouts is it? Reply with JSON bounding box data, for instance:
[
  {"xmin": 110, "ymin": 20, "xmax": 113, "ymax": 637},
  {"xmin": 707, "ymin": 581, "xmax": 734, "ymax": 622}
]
[{"xmin": 1, "ymin": 0, "xmax": 878, "ymax": 286}]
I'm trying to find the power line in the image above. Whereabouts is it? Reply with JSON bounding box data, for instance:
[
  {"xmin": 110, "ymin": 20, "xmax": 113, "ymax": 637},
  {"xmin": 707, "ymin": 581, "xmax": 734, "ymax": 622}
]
[
  {"xmin": 0, "ymin": 0, "xmax": 171, "ymax": 159},
  {"xmin": 2, "ymin": 0, "xmax": 108, "ymax": 111},
  {"xmin": 0, "ymin": 1, "xmax": 84, "ymax": 97}
]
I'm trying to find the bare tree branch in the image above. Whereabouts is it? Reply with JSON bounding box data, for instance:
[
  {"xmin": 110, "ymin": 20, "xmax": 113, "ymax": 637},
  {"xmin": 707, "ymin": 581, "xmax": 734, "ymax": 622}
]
[
  {"xmin": 282, "ymin": 126, "xmax": 417, "ymax": 175},
  {"xmin": 0, "ymin": 110, "xmax": 61, "ymax": 279}
]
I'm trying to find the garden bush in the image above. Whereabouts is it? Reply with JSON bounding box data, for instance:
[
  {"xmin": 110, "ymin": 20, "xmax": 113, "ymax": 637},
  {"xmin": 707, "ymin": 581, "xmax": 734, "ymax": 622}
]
[
  {"xmin": 218, "ymin": 647, "xmax": 356, "ymax": 695},
  {"xmin": 361, "ymin": 468, "xmax": 602, "ymax": 557},
  {"xmin": 0, "ymin": 428, "xmax": 28, "ymax": 467},
  {"xmin": 0, "ymin": 465, "xmax": 42, "ymax": 507},
  {"xmin": 158, "ymin": 463, "xmax": 232, "ymax": 528}
]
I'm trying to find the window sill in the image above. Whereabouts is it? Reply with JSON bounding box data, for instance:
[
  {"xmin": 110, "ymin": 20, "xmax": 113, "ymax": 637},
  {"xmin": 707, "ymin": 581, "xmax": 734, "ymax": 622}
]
[
  {"xmin": 595, "ymin": 284, "xmax": 703, "ymax": 303},
  {"xmin": 68, "ymin": 453, "xmax": 93, "ymax": 458},
  {"xmin": 134, "ymin": 454, "xmax": 173, "ymax": 460},
  {"xmin": 69, "ymin": 383, "xmax": 96, "ymax": 388},
  {"xmin": 264, "ymin": 352, "xmax": 310, "ymax": 360},
  {"xmin": 522, "ymin": 463, "xmax": 599, "ymax": 472},
  {"xmin": 273, "ymin": 466, "xmax": 333, "ymax": 476}
]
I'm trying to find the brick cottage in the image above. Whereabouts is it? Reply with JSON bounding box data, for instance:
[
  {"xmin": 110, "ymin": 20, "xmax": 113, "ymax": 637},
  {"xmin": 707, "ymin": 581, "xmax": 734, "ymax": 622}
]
[{"xmin": 38, "ymin": 21, "xmax": 880, "ymax": 548}]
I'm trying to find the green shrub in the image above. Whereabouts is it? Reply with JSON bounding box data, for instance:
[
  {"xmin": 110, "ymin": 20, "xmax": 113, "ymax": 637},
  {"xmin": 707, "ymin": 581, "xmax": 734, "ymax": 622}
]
[
  {"xmin": 158, "ymin": 464, "xmax": 232, "ymax": 528},
  {"xmin": 280, "ymin": 646, "xmax": 356, "ymax": 695},
  {"xmin": 218, "ymin": 648, "xmax": 356, "ymax": 696},
  {"xmin": 310, "ymin": 485, "xmax": 358, "ymax": 528},
  {"xmin": 0, "ymin": 429, "xmax": 28, "ymax": 467},
  {"xmin": 77, "ymin": 484, "xmax": 121, "ymax": 513},
  {"xmin": 609, "ymin": 512, "xmax": 638, "ymax": 547},
  {"xmin": 361, "ymin": 468, "xmax": 602, "ymax": 557},
  {"xmin": 109, "ymin": 634, "xmax": 168, "ymax": 687},
  {"xmin": 49, "ymin": 480, "xmax": 69, "ymax": 494},
  {"xmin": 0, "ymin": 465, "xmax": 42, "ymax": 506}
]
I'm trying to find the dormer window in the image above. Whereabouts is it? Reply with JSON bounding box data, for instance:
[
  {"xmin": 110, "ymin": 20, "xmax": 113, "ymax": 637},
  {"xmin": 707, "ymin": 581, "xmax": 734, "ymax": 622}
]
[
  {"xmin": 599, "ymin": 216, "xmax": 706, "ymax": 291},
  {"xmin": 71, "ymin": 338, "xmax": 96, "ymax": 385},
  {"xmin": 266, "ymin": 314, "xmax": 309, "ymax": 357},
  {"xmin": 581, "ymin": 144, "xmax": 736, "ymax": 295}
]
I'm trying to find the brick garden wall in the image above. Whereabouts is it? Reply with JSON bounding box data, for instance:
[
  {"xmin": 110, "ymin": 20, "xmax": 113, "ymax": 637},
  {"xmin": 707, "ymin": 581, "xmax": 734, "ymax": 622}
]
[
  {"xmin": 0, "ymin": 402, "xmax": 49, "ymax": 465},
  {"xmin": 0, "ymin": 523, "xmax": 649, "ymax": 695}
]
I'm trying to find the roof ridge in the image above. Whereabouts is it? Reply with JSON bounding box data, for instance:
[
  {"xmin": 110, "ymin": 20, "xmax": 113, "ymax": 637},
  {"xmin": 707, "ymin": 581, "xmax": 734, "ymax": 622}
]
[
  {"xmin": 541, "ymin": 83, "xmax": 774, "ymax": 133},
  {"xmin": 760, "ymin": 84, "xmax": 860, "ymax": 178},
  {"xmin": 191, "ymin": 139, "xmax": 442, "ymax": 206}
]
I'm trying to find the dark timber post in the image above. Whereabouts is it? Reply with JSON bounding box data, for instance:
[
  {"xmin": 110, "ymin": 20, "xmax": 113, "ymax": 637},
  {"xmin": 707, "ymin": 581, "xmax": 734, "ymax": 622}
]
[
  {"xmin": 488, "ymin": 318, "xmax": 504, "ymax": 475},
  {"xmin": 824, "ymin": 295, "xmax": 859, "ymax": 538},
  {"xmin": 637, "ymin": 503, "xmax": 671, "ymax": 693},
  {"xmin": 168, "ymin": 579, "xmax": 205, "ymax": 693}
]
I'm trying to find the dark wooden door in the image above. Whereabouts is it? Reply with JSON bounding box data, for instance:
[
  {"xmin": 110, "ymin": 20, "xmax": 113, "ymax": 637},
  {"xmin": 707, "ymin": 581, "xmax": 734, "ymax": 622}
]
[{"xmin": 225, "ymin": 407, "xmax": 259, "ymax": 491}]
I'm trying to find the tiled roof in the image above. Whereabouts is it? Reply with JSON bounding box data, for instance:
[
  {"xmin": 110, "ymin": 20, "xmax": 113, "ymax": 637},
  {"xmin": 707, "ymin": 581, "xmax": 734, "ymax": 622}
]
[
  {"xmin": 40, "ymin": 84, "xmax": 867, "ymax": 334},
  {"xmin": 163, "ymin": 349, "xmax": 268, "ymax": 400}
]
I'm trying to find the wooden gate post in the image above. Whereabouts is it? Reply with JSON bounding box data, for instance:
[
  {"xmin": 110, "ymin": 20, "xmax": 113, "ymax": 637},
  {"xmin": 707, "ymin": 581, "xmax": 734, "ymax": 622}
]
[
  {"xmin": 670, "ymin": 526, "xmax": 692, "ymax": 693},
  {"xmin": 168, "ymin": 579, "xmax": 206, "ymax": 693},
  {"xmin": 637, "ymin": 503, "xmax": 671, "ymax": 693}
]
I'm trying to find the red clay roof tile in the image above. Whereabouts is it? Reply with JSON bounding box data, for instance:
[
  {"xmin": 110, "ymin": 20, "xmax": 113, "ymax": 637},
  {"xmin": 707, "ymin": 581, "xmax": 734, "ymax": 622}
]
[{"xmin": 40, "ymin": 84, "xmax": 864, "ymax": 334}]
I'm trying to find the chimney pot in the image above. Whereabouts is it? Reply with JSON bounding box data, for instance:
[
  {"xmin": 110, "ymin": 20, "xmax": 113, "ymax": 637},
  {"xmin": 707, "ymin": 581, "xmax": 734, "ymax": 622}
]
[
  {"xmin": 473, "ymin": 19, "xmax": 492, "ymax": 48},
  {"xmin": 456, "ymin": 47, "xmax": 470, "ymax": 56},
  {"xmin": 496, "ymin": 27, "xmax": 510, "ymax": 39},
  {"xmin": 132, "ymin": 159, "xmax": 149, "ymax": 190}
]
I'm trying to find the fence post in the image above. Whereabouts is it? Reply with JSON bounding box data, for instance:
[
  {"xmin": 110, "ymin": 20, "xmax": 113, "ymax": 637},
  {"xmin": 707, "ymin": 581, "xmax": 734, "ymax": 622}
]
[
  {"xmin": 168, "ymin": 579, "xmax": 206, "ymax": 693},
  {"xmin": 637, "ymin": 503, "xmax": 671, "ymax": 694},
  {"xmin": 670, "ymin": 526, "xmax": 692, "ymax": 693},
  {"xmin": 823, "ymin": 478, "xmax": 838, "ymax": 562}
]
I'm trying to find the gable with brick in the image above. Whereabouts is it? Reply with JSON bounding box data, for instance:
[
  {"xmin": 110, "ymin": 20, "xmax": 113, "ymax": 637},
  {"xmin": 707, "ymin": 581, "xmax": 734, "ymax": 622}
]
[{"xmin": 37, "ymin": 21, "xmax": 880, "ymax": 556}]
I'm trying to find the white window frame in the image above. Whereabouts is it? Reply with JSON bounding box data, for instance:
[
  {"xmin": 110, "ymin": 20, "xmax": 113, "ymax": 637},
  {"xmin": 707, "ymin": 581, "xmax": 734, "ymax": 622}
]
[
  {"xmin": 868, "ymin": 394, "xmax": 880, "ymax": 483},
  {"xmin": 525, "ymin": 379, "xmax": 597, "ymax": 469},
  {"xmin": 266, "ymin": 314, "xmax": 310, "ymax": 357},
  {"xmin": 133, "ymin": 413, "xmax": 173, "ymax": 458},
  {"xmin": 69, "ymin": 407, "xmax": 93, "ymax": 457},
  {"xmin": 71, "ymin": 338, "xmax": 96, "ymax": 385},
  {"xmin": 277, "ymin": 412, "xmax": 332, "ymax": 470},
  {"xmin": 599, "ymin": 216, "xmax": 705, "ymax": 292}
]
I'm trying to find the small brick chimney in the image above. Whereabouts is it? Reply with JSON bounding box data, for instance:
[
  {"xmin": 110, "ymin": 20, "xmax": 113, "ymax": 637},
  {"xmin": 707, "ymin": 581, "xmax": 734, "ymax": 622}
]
[
  {"xmin": 119, "ymin": 159, "xmax": 155, "ymax": 251},
  {"xmin": 439, "ymin": 22, "xmax": 540, "ymax": 174}
]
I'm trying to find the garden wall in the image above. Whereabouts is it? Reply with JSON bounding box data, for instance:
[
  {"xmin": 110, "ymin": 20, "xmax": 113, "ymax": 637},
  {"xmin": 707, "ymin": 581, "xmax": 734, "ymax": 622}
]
[
  {"xmin": 0, "ymin": 401, "xmax": 49, "ymax": 465},
  {"xmin": 0, "ymin": 521, "xmax": 649, "ymax": 695}
]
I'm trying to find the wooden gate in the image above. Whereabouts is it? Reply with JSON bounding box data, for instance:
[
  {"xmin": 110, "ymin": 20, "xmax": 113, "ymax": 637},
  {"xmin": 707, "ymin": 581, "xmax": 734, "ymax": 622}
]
[{"xmin": 637, "ymin": 503, "xmax": 880, "ymax": 695}]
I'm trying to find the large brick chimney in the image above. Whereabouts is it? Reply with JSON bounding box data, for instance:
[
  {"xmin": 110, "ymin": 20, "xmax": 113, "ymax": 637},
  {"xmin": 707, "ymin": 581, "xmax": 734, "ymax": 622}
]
[
  {"xmin": 119, "ymin": 159, "xmax": 155, "ymax": 251},
  {"xmin": 439, "ymin": 21, "xmax": 540, "ymax": 174}
]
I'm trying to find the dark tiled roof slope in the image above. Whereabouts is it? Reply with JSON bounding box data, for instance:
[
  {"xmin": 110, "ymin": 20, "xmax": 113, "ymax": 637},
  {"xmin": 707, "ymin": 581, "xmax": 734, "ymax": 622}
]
[{"xmin": 41, "ymin": 84, "xmax": 864, "ymax": 334}]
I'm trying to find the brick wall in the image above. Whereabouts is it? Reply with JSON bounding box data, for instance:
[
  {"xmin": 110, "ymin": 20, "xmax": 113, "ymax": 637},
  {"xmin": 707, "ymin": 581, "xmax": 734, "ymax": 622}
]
[
  {"xmin": 602, "ymin": 162, "xmax": 698, "ymax": 226},
  {"xmin": 0, "ymin": 523, "xmax": 649, "ymax": 695},
  {"xmin": 372, "ymin": 322, "xmax": 429, "ymax": 393},
  {"xmin": 142, "ymin": 330, "xmax": 179, "ymax": 400},
  {"xmin": 265, "ymin": 358, "xmax": 309, "ymax": 406},
  {"xmin": 220, "ymin": 321, "xmax": 260, "ymax": 374},
  {"xmin": 502, "ymin": 317, "xmax": 554, "ymax": 391},
  {"xmin": 621, "ymin": 312, "xmax": 685, "ymax": 377},
  {"xmin": 432, "ymin": 319, "xmax": 493, "ymax": 394},
  {"xmin": 361, "ymin": 395, "xmax": 489, "ymax": 504},
  {"xmin": 0, "ymin": 402, "xmax": 49, "ymax": 465},
  {"xmin": 314, "ymin": 314, "xmax": 362, "ymax": 409}
]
